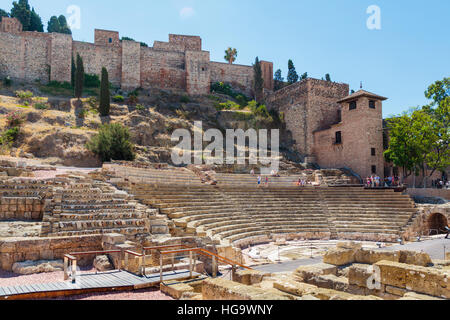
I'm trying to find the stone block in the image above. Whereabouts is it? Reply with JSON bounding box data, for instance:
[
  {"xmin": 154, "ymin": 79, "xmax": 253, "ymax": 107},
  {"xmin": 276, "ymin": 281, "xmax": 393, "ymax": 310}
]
[
  {"xmin": 354, "ymin": 249, "xmax": 399, "ymax": 264},
  {"xmin": 336, "ymin": 242, "xmax": 362, "ymax": 250},
  {"xmin": 103, "ymin": 233, "xmax": 126, "ymax": 245},
  {"xmin": 202, "ymin": 278, "xmax": 292, "ymax": 300},
  {"xmin": 399, "ymin": 250, "xmax": 432, "ymax": 267},
  {"xmin": 232, "ymin": 270, "xmax": 269, "ymax": 285},
  {"xmin": 323, "ymin": 248, "xmax": 356, "ymax": 266},
  {"xmin": 385, "ymin": 285, "xmax": 407, "ymax": 297},
  {"xmin": 375, "ymin": 260, "xmax": 450, "ymax": 299},
  {"xmin": 348, "ymin": 264, "xmax": 373, "ymax": 288},
  {"xmin": 161, "ymin": 282, "xmax": 195, "ymax": 300},
  {"xmin": 294, "ymin": 263, "xmax": 337, "ymax": 281},
  {"xmin": 309, "ymin": 274, "xmax": 349, "ymax": 292}
]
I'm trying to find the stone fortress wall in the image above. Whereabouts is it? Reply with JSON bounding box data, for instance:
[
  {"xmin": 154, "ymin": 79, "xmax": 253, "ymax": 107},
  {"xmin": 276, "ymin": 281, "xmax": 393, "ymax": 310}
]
[{"xmin": 0, "ymin": 18, "xmax": 273, "ymax": 95}]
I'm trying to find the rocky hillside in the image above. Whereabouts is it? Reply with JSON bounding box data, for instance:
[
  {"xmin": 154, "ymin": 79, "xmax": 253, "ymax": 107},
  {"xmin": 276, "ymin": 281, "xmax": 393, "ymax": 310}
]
[{"xmin": 0, "ymin": 84, "xmax": 302, "ymax": 169}]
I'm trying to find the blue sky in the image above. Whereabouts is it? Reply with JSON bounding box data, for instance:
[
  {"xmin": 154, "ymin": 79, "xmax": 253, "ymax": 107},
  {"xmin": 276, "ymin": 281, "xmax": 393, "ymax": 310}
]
[{"xmin": 1, "ymin": 0, "xmax": 449, "ymax": 117}]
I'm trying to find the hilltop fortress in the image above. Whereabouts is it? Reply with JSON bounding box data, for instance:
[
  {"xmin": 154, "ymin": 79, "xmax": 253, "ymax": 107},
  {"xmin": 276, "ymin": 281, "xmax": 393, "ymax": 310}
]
[
  {"xmin": 0, "ymin": 17, "xmax": 390, "ymax": 180},
  {"xmin": 0, "ymin": 17, "xmax": 274, "ymax": 95}
]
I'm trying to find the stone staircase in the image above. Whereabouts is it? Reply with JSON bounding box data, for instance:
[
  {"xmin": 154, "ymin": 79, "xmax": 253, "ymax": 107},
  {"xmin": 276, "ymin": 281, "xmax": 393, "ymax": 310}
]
[
  {"xmin": 41, "ymin": 177, "xmax": 161, "ymax": 239},
  {"xmin": 107, "ymin": 165, "xmax": 419, "ymax": 246},
  {"xmin": 319, "ymin": 188, "xmax": 417, "ymax": 242}
]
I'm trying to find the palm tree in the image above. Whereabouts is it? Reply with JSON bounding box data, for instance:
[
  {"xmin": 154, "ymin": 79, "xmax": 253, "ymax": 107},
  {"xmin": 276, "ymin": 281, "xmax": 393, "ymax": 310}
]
[{"xmin": 224, "ymin": 47, "xmax": 238, "ymax": 64}]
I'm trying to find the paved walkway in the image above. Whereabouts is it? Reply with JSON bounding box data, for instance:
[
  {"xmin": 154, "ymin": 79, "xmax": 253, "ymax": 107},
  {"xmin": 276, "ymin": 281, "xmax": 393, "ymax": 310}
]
[
  {"xmin": 376, "ymin": 237, "xmax": 450, "ymax": 260},
  {"xmin": 253, "ymin": 257, "xmax": 323, "ymax": 273},
  {"xmin": 253, "ymin": 237, "xmax": 450, "ymax": 273}
]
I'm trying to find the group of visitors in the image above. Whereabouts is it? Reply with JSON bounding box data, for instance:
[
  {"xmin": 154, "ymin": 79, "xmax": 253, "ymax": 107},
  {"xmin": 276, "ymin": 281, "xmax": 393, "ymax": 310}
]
[
  {"xmin": 296, "ymin": 178, "xmax": 310, "ymax": 187},
  {"xmin": 257, "ymin": 175, "xmax": 269, "ymax": 187},
  {"xmin": 432, "ymin": 179, "xmax": 449, "ymax": 189},
  {"xmin": 366, "ymin": 175, "xmax": 401, "ymax": 188}
]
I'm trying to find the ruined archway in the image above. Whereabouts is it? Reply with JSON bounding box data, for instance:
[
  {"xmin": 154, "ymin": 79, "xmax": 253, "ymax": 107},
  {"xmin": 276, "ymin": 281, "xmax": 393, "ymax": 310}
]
[{"xmin": 428, "ymin": 213, "xmax": 448, "ymax": 235}]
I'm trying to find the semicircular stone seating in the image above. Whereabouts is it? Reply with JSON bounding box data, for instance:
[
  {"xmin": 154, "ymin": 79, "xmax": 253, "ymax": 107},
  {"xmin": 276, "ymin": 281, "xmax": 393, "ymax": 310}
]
[{"xmin": 109, "ymin": 165, "xmax": 419, "ymax": 247}]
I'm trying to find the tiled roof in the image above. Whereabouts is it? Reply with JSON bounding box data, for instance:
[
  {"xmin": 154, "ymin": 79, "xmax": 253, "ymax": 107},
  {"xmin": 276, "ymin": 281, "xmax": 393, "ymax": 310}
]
[{"xmin": 337, "ymin": 90, "xmax": 388, "ymax": 103}]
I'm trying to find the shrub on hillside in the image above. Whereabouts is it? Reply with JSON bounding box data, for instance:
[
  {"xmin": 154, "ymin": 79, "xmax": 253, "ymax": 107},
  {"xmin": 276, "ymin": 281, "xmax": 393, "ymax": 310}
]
[
  {"xmin": 34, "ymin": 103, "xmax": 48, "ymax": 110},
  {"xmin": 3, "ymin": 77, "xmax": 11, "ymax": 87},
  {"xmin": 15, "ymin": 90, "xmax": 33, "ymax": 102},
  {"xmin": 87, "ymin": 123, "xmax": 135, "ymax": 162},
  {"xmin": 180, "ymin": 95, "xmax": 190, "ymax": 103},
  {"xmin": 113, "ymin": 95, "xmax": 125, "ymax": 103},
  {"xmin": 211, "ymin": 82, "xmax": 234, "ymax": 96},
  {"xmin": 6, "ymin": 111, "xmax": 25, "ymax": 127},
  {"xmin": 47, "ymin": 81, "xmax": 72, "ymax": 89},
  {"xmin": 135, "ymin": 104, "xmax": 145, "ymax": 111},
  {"xmin": 1, "ymin": 127, "xmax": 20, "ymax": 144},
  {"xmin": 218, "ymin": 100, "xmax": 242, "ymax": 111},
  {"xmin": 84, "ymin": 74, "xmax": 100, "ymax": 88}
]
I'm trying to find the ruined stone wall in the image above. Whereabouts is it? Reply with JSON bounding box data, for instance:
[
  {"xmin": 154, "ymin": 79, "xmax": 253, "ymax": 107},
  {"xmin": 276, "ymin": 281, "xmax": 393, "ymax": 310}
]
[
  {"xmin": 210, "ymin": 62, "xmax": 254, "ymax": 96},
  {"xmin": 260, "ymin": 61, "xmax": 274, "ymax": 91},
  {"xmin": 0, "ymin": 197, "xmax": 44, "ymax": 221},
  {"xmin": 266, "ymin": 80, "xmax": 309, "ymax": 154},
  {"xmin": 140, "ymin": 47, "xmax": 186, "ymax": 90},
  {"xmin": 186, "ymin": 50, "xmax": 210, "ymax": 95},
  {"xmin": 153, "ymin": 41, "xmax": 185, "ymax": 53},
  {"xmin": 267, "ymin": 79, "xmax": 349, "ymax": 156},
  {"xmin": 0, "ymin": 17, "xmax": 22, "ymax": 33},
  {"xmin": 94, "ymin": 29, "xmax": 120, "ymax": 47},
  {"xmin": 169, "ymin": 34, "xmax": 202, "ymax": 51},
  {"xmin": 50, "ymin": 33, "xmax": 72, "ymax": 83},
  {"xmin": 121, "ymin": 40, "xmax": 141, "ymax": 89},
  {"xmin": 313, "ymin": 97, "xmax": 384, "ymax": 179},
  {"xmin": 73, "ymin": 41, "xmax": 122, "ymax": 86},
  {"xmin": 0, "ymin": 20, "xmax": 270, "ymax": 95},
  {"xmin": 0, "ymin": 235, "xmax": 102, "ymax": 271}
]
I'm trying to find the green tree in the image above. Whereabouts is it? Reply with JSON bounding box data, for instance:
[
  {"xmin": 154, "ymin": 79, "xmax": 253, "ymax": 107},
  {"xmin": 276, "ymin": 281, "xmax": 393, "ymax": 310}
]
[
  {"xmin": 273, "ymin": 69, "xmax": 284, "ymax": 91},
  {"xmin": 87, "ymin": 123, "xmax": 135, "ymax": 162},
  {"xmin": 0, "ymin": 9, "xmax": 9, "ymax": 22},
  {"xmin": 47, "ymin": 16, "xmax": 59, "ymax": 33},
  {"xmin": 11, "ymin": 0, "xmax": 31, "ymax": 30},
  {"xmin": 71, "ymin": 55, "xmax": 76, "ymax": 88},
  {"xmin": 47, "ymin": 15, "xmax": 71, "ymax": 34},
  {"xmin": 325, "ymin": 74, "xmax": 331, "ymax": 82},
  {"xmin": 99, "ymin": 67, "xmax": 110, "ymax": 116},
  {"xmin": 422, "ymin": 77, "xmax": 450, "ymax": 181},
  {"xmin": 287, "ymin": 59, "xmax": 298, "ymax": 84},
  {"xmin": 252, "ymin": 57, "xmax": 264, "ymax": 103},
  {"xmin": 74, "ymin": 53, "xmax": 84, "ymax": 100},
  {"xmin": 300, "ymin": 72, "xmax": 308, "ymax": 81},
  {"xmin": 11, "ymin": 0, "xmax": 42, "ymax": 32},
  {"xmin": 224, "ymin": 47, "xmax": 238, "ymax": 64},
  {"xmin": 29, "ymin": 7, "xmax": 43, "ymax": 32},
  {"xmin": 384, "ymin": 110, "xmax": 427, "ymax": 183},
  {"xmin": 384, "ymin": 78, "xmax": 450, "ymax": 186}
]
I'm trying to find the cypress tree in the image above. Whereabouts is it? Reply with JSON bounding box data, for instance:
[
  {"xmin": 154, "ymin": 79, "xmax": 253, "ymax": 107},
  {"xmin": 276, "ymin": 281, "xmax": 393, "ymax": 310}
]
[
  {"xmin": 253, "ymin": 57, "xmax": 264, "ymax": 104},
  {"xmin": 287, "ymin": 59, "xmax": 299, "ymax": 84},
  {"xmin": 99, "ymin": 67, "xmax": 110, "ymax": 116},
  {"xmin": 71, "ymin": 55, "xmax": 76, "ymax": 88},
  {"xmin": 74, "ymin": 53, "xmax": 84, "ymax": 100}
]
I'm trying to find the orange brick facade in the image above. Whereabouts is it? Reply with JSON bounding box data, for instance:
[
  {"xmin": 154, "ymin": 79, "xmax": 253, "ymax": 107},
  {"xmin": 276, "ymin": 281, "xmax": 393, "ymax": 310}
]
[{"xmin": 267, "ymin": 79, "xmax": 387, "ymax": 180}]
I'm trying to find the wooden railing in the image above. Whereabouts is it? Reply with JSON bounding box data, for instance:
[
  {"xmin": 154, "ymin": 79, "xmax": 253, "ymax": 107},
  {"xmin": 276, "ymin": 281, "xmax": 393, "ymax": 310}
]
[
  {"xmin": 64, "ymin": 245, "xmax": 251, "ymax": 284},
  {"xmin": 63, "ymin": 250, "xmax": 142, "ymax": 282}
]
